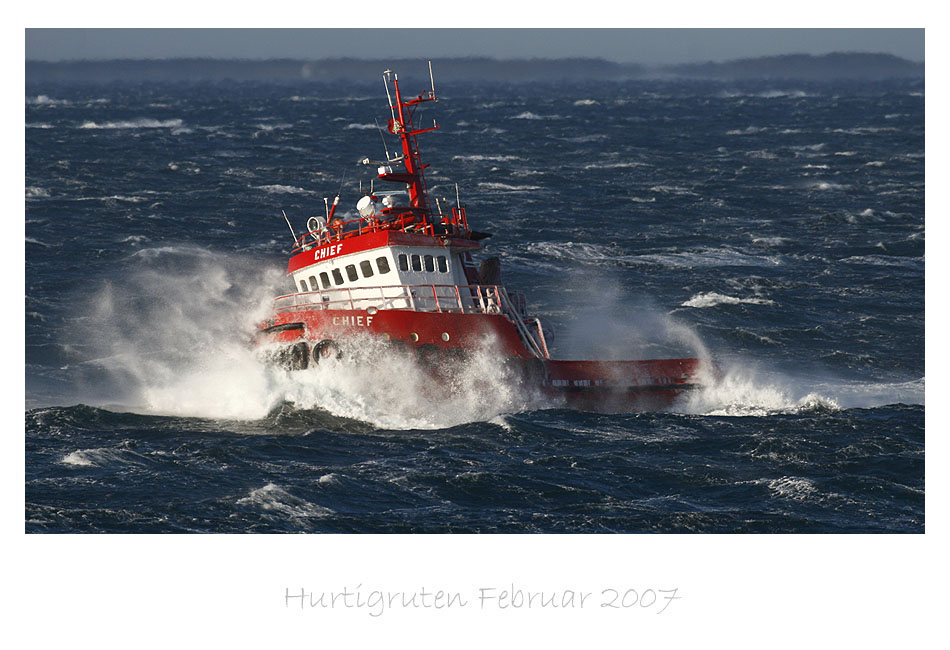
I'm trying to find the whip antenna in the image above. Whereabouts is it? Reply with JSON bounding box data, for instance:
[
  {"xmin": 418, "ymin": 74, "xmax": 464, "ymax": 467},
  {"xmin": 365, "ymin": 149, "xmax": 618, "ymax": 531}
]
[
  {"xmin": 374, "ymin": 118, "xmax": 393, "ymax": 162},
  {"xmin": 337, "ymin": 168, "xmax": 347, "ymax": 197},
  {"xmin": 281, "ymin": 209, "xmax": 298, "ymax": 243}
]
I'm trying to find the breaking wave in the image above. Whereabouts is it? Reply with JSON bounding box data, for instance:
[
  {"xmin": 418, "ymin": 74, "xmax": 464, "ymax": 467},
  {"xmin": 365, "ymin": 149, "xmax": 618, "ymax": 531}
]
[
  {"xmin": 79, "ymin": 118, "xmax": 184, "ymax": 129},
  {"xmin": 682, "ymin": 292, "xmax": 775, "ymax": 308},
  {"xmin": 72, "ymin": 246, "xmax": 548, "ymax": 429},
  {"xmin": 678, "ymin": 361, "xmax": 922, "ymax": 417}
]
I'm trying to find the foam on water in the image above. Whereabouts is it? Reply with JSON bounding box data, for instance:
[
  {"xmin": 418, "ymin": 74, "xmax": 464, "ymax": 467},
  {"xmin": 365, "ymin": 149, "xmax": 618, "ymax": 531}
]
[
  {"xmin": 60, "ymin": 447, "xmax": 146, "ymax": 468},
  {"xmin": 236, "ymin": 484, "xmax": 334, "ymax": 518},
  {"xmin": 677, "ymin": 358, "xmax": 922, "ymax": 417},
  {"xmin": 74, "ymin": 246, "xmax": 548, "ymax": 428},
  {"xmin": 679, "ymin": 364, "xmax": 841, "ymax": 416},
  {"xmin": 253, "ymin": 334, "xmax": 549, "ymax": 429},
  {"xmin": 78, "ymin": 118, "xmax": 184, "ymax": 129},
  {"xmin": 67, "ymin": 239, "xmax": 920, "ymax": 427},
  {"xmin": 681, "ymin": 292, "xmax": 775, "ymax": 308}
]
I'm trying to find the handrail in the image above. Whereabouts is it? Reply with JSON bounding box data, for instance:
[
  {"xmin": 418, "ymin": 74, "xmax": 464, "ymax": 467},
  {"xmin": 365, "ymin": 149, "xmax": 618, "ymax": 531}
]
[
  {"xmin": 496, "ymin": 287, "xmax": 548, "ymax": 359},
  {"xmin": 273, "ymin": 283, "xmax": 502, "ymax": 315},
  {"xmin": 290, "ymin": 208, "xmax": 470, "ymax": 255},
  {"xmin": 272, "ymin": 282, "xmax": 549, "ymax": 359}
]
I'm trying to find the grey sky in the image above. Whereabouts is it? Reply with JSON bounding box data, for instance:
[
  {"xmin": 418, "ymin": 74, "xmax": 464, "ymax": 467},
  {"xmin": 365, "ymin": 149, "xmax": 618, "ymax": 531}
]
[{"xmin": 25, "ymin": 28, "xmax": 924, "ymax": 65}]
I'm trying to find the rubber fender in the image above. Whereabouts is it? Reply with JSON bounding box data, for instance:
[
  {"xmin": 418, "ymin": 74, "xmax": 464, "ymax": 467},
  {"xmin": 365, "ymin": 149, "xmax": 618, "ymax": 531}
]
[
  {"xmin": 311, "ymin": 339, "xmax": 342, "ymax": 364},
  {"xmin": 285, "ymin": 341, "xmax": 309, "ymax": 371}
]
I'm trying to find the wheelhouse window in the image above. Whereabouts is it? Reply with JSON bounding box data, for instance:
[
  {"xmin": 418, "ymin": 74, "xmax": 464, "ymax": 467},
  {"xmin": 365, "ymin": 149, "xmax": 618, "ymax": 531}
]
[
  {"xmin": 360, "ymin": 260, "xmax": 374, "ymax": 278},
  {"xmin": 398, "ymin": 253, "xmax": 409, "ymax": 272},
  {"xmin": 320, "ymin": 272, "xmax": 330, "ymax": 289},
  {"xmin": 299, "ymin": 281, "xmax": 308, "ymax": 293},
  {"xmin": 308, "ymin": 275, "xmax": 318, "ymax": 291},
  {"xmin": 423, "ymin": 255, "xmax": 435, "ymax": 272},
  {"xmin": 376, "ymin": 256, "xmax": 391, "ymax": 274},
  {"xmin": 345, "ymin": 264, "xmax": 359, "ymax": 282},
  {"xmin": 437, "ymin": 255, "xmax": 448, "ymax": 273},
  {"xmin": 410, "ymin": 254, "xmax": 422, "ymax": 272},
  {"xmin": 332, "ymin": 269, "xmax": 344, "ymax": 285}
]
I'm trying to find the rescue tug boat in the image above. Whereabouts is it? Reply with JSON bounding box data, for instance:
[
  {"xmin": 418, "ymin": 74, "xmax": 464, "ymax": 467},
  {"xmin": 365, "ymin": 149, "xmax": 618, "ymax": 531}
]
[{"xmin": 257, "ymin": 65, "xmax": 702, "ymax": 410}]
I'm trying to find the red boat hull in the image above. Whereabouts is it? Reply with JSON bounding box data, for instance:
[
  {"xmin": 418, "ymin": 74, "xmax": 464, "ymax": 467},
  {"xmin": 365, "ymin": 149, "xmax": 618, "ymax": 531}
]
[
  {"xmin": 257, "ymin": 308, "xmax": 701, "ymax": 411},
  {"xmin": 542, "ymin": 358, "xmax": 701, "ymax": 411}
]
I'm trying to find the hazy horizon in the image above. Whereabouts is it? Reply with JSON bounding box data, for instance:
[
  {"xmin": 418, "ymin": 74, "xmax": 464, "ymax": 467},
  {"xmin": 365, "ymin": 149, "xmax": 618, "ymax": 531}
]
[{"xmin": 25, "ymin": 28, "xmax": 925, "ymax": 66}]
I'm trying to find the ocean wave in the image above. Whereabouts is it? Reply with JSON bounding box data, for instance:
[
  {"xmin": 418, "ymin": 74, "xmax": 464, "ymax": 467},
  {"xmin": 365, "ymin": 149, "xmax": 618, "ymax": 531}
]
[
  {"xmin": 811, "ymin": 181, "xmax": 849, "ymax": 190},
  {"xmin": 452, "ymin": 154, "xmax": 523, "ymax": 162},
  {"xmin": 763, "ymin": 476, "xmax": 819, "ymax": 501},
  {"xmin": 28, "ymin": 95, "xmax": 70, "ymax": 106},
  {"xmin": 726, "ymin": 126, "xmax": 769, "ymax": 135},
  {"xmin": 636, "ymin": 248, "xmax": 783, "ymax": 269},
  {"xmin": 649, "ymin": 185, "xmax": 698, "ymax": 196},
  {"xmin": 60, "ymin": 447, "xmax": 147, "ymax": 468},
  {"xmin": 236, "ymin": 484, "xmax": 334, "ymax": 518},
  {"xmin": 524, "ymin": 241, "xmax": 634, "ymax": 266},
  {"xmin": 476, "ymin": 182, "xmax": 542, "ymax": 192},
  {"xmin": 750, "ymin": 236, "xmax": 791, "ymax": 247},
  {"xmin": 681, "ymin": 292, "xmax": 775, "ymax": 308},
  {"xmin": 680, "ymin": 371, "xmax": 842, "ymax": 417},
  {"xmin": 757, "ymin": 90, "xmax": 811, "ymax": 98},
  {"xmin": 509, "ymin": 111, "xmax": 563, "ymax": 120},
  {"xmin": 253, "ymin": 184, "xmax": 316, "ymax": 195},
  {"xmin": 831, "ymin": 126, "xmax": 899, "ymax": 135},
  {"xmin": 582, "ymin": 161, "xmax": 650, "ymax": 170},
  {"xmin": 78, "ymin": 118, "xmax": 184, "ymax": 130}
]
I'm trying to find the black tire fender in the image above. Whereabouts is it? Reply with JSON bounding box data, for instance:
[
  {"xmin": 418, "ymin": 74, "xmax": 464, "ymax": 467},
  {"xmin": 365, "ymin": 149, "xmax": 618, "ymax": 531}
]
[{"xmin": 311, "ymin": 339, "xmax": 342, "ymax": 364}]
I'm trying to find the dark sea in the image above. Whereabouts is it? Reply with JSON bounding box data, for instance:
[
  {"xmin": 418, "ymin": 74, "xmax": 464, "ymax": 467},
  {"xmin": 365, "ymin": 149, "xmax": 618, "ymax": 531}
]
[{"xmin": 25, "ymin": 76, "xmax": 924, "ymax": 533}]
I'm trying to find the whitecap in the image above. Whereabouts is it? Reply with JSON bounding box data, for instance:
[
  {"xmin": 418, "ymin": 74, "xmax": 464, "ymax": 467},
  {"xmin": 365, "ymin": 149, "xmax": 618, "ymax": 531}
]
[
  {"xmin": 726, "ymin": 126, "xmax": 768, "ymax": 135},
  {"xmin": 236, "ymin": 484, "xmax": 334, "ymax": 518},
  {"xmin": 476, "ymin": 182, "xmax": 542, "ymax": 192},
  {"xmin": 765, "ymin": 476, "xmax": 818, "ymax": 501},
  {"xmin": 811, "ymin": 181, "xmax": 848, "ymax": 190},
  {"xmin": 28, "ymin": 95, "xmax": 70, "ymax": 106},
  {"xmin": 60, "ymin": 447, "xmax": 144, "ymax": 468},
  {"xmin": 681, "ymin": 292, "xmax": 775, "ymax": 308},
  {"xmin": 679, "ymin": 364, "xmax": 842, "ymax": 417},
  {"xmin": 452, "ymin": 154, "xmax": 523, "ymax": 162},
  {"xmin": 253, "ymin": 184, "xmax": 315, "ymax": 195},
  {"xmin": 79, "ymin": 118, "xmax": 184, "ymax": 130}
]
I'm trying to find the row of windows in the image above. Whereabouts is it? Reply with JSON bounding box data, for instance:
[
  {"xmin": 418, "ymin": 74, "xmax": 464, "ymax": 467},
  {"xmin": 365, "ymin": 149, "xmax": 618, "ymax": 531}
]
[
  {"xmin": 299, "ymin": 256, "xmax": 391, "ymax": 292},
  {"xmin": 398, "ymin": 253, "xmax": 449, "ymax": 274},
  {"xmin": 297, "ymin": 253, "xmax": 451, "ymax": 293}
]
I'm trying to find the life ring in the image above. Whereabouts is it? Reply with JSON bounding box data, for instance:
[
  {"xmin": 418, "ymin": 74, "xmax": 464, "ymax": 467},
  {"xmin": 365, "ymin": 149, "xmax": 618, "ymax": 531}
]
[
  {"xmin": 311, "ymin": 339, "xmax": 342, "ymax": 364},
  {"xmin": 279, "ymin": 341, "xmax": 309, "ymax": 371}
]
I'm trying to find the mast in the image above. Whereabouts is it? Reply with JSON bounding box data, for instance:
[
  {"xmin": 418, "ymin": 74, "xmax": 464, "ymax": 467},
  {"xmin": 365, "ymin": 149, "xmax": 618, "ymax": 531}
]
[{"xmin": 381, "ymin": 68, "xmax": 439, "ymax": 214}]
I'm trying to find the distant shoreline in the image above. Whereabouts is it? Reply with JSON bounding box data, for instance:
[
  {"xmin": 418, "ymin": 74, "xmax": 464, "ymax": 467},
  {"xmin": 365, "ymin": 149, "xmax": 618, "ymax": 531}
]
[{"xmin": 26, "ymin": 53, "xmax": 924, "ymax": 84}]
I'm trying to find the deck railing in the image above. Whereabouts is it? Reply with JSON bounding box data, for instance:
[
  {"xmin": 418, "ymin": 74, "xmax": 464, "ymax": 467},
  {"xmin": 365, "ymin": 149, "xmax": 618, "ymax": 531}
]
[
  {"xmin": 291, "ymin": 205, "xmax": 469, "ymax": 255},
  {"xmin": 273, "ymin": 284, "xmax": 503, "ymax": 316},
  {"xmin": 272, "ymin": 283, "xmax": 550, "ymax": 358}
]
